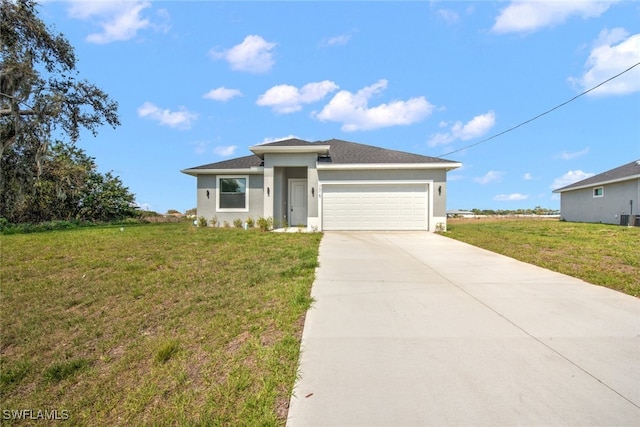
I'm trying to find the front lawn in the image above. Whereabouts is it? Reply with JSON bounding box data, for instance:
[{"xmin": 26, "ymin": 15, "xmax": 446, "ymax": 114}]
[
  {"xmin": 1, "ymin": 223, "xmax": 322, "ymax": 425},
  {"xmin": 444, "ymin": 218, "xmax": 639, "ymax": 297}
]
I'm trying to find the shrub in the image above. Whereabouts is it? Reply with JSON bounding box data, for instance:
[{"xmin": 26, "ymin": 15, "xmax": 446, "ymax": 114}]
[
  {"xmin": 246, "ymin": 217, "xmax": 254, "ymax": 228},
  {"xmin": 257, "ymin": 216, "xmax": 273, "ymax": 232},
  {"xmin": 197, "ymin": 216, "xmax": 208, "ymax": 227},
  {"xmin": 233, "ymin": 218, "xmax": 243, "ymax": 228}
]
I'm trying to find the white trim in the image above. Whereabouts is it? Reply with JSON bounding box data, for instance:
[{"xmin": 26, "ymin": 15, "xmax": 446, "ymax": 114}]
[
  {"xmin": 317, "ymin": 162, "xmax": 461, "ymax": 171},
  {"xmin": 593, "ymin": 186, "xmax": 604, "ymax": 198},
  {"xmin": 181, "ymin": 161, "xmax": 462, "ymax": 175},
  {"xmin": 181, "ymin": 167, "xmax": 263, "ymax": 176},
  {"xmin": 216, "ymin": 175, "xmax": 250, "ymax": 212},
  {"xmin": 250, "ymin": 145, "xmax": 330, "ymax": 159},
  {"xmin": 318, "ymin": 180, "xmax": 433, "ymax": 231}
]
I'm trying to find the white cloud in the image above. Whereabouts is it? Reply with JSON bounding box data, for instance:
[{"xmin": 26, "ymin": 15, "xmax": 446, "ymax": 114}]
[
  {"xmin": 428, "ymin": 111, "xmax": 496, "ymax": 147},
  {"xmin": 68, "ymin": 1, "xmax": 154, "ymax": 44},
  {"xmin": 137, "ymin": 101, "xmax": 197, "ymax": 129},
  {"xmin": 556, "ymin": 147, "xmax": 590, "ymax": 160},
  {"xmin": 257, "ymin": 81, "xmax": 339, "ymax": 114},
  {"xmin": 314, "ymin": 80, "xmax": 434, "ymax": 131},
  {"xmin": 213, "ymin": 145, "xmax": 237, "ymax": 157},
  {"xmin": 550, "ymin": 170, "xmax": 595, "ymax": 190},
  {"xmin": 210, "ymin": 35, "xmax": 276, "ymax": 74},
  {"xmin": 494, "ymin": 193, "xmax": 529, "ymax": 201},
  {"xmin": 569, "ymin": 29, "xmax": 640, "ymax": 96},
  {"xmin": 321, "ymin": 34, "xmax": 352, "ymax": 46},
  {"xmin": 258, "ymin": 135, "xmax": 300, "ymax": 145},
  {"xmin": 523, "ymin": 173, "xmax": 535, "ymax": 180},
  {"xmin": 192, "ymin": 141, "xmax": 208, "ymax": 155},
  {"xmin": 475, "ymin": 170, "xmax": 504, "ymax": 185},
  {"xmin": 203, "ymin": 87, "xmax": 242, "ymax": 102},
  {"xmin": 491, "ymin": 1, "xmax": 616, "ymax": 34},
  {"xmin": 437, "ymin": 9, "xmax": 460, "ymax": 25}
]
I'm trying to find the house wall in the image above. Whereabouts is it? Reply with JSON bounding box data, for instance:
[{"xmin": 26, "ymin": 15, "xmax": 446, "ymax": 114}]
[
  {"xmin": 318, "ymin": 168, "xmax": 449, "ymax": 220},
  {"xmin": 560, "ymin": 178, "xmax": 639, "ymax": 224},
  {"xmin": 264, "ymin": 153, "xmax": 320, "ymax": 228},
  {"xmin": 196, "ymin": 174, "xmax": 264, "ymax": 226}
]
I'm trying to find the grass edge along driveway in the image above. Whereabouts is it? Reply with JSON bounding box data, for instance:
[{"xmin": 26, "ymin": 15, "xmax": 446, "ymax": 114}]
[
  {"xmin": 1, "ymin": 223, "xmax": 322, "ymax": 426},
  {"xmin": 443, "ymin": 218, "xmax": 639, "ymax": 297}
]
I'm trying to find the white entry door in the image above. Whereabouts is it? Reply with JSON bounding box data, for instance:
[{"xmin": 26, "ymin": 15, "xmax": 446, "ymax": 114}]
[{"xmin": 289, "ymin": 179, "xmax": 308, "ymax": 226}]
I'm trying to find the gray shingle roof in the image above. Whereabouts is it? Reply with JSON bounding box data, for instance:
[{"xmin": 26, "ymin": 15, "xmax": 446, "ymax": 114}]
[
  {"xmin": 554, "ymin": 159, "xmax": 640, "ymax": 192},
  {"xmin": 183, "ymin": 138, "xmax": 458, "ymax": 171},
  {"xmin": 318, "ymin": 139, "xmax": 456, "ymax": 164},
  {"xmin": 186, "ymin": 154, "xmax": 263, "ymax": 170},
  {"xmin": 260, "ymin": 138, "xmax": 316, "ymax": 147}
]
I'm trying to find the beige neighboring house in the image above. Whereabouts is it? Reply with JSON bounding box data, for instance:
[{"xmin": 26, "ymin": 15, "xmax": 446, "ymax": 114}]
[
  {"xmin": 553, "ymin": 159, "xmax": 640, "ymax": 225},
  {"xmin": 181, "ymin": 138, "xmax": 461, "ymax": 231}
]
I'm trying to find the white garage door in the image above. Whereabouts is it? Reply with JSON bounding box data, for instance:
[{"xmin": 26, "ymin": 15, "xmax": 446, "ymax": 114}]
[{"xmin": 322, "ymin": 183, "xmax": 428, "ymax": 230}]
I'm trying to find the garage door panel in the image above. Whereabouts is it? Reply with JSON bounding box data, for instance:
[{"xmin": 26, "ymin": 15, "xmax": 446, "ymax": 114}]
[{"xmin": 322, "ymin": 183, "xmax": 428, "ymax": 230}]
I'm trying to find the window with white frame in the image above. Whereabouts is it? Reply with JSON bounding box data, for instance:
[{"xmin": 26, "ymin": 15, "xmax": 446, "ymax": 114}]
[
  {"xmin": 218, "ymin": 176, "xmax": 249, "ymax": 211},
  {"xmin": 593, "ymin": 186, "xmax": 604, "ymax": 198}
]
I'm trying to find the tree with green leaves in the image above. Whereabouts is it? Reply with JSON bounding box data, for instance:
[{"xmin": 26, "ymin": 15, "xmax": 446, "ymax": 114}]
[
  {"xmin": 4, "ymin": 141, "xmax": 136, "ymax": 223},
  {"xmin": 1, "ymin": 0, "xmax": 121, "ymax": 222}
]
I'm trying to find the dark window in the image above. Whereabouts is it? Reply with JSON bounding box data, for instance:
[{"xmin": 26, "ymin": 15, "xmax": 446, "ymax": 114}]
[
  {"xmin": 219, "ymin": 177, "xmax": 247, "ymax": 209},
  {"xmin": 593, "ymin": 187, "xmax": 603, "ymax": 198}
]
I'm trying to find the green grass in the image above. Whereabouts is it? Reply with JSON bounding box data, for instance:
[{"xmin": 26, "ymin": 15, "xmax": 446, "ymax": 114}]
[
  {"xmin": 0, "ymin": 223, "xmax": 322, "ymax": 425},
  {"xmin": 444, "ymin": 218, "xmax": 640, "ymax": 297}
]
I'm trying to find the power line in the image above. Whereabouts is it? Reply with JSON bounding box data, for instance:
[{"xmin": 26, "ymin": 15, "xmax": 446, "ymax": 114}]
[{"xmin": 440, "ymin": 61, "xmax": 640, "ymax": 158}]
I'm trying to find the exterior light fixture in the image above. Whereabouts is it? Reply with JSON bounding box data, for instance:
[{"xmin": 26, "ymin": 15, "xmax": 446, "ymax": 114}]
[
  {"xmin": 312, "ymin": 187, "xmax": 315, "ymax": 197},
  {"xmin": 267, "ymin": 187, "xmax": 270, "ymax": 197},
  {"xmin": 438, "ymin": 186, "xmax": 442, "ymax": 196},
  {"xmin": 206, "ymin": 190, "xmax": 210, "ymax": 199}
]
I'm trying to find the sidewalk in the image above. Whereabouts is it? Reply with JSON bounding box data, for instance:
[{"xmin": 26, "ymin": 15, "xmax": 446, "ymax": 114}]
[{"xmin": 286, "ymin": 232, "xmax": 640, "ymax": 426}]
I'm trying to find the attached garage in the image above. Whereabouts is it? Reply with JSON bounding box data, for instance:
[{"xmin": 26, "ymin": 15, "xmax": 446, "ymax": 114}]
[{"xmin": 321, "ymin": 182, "xmax": 429, "ymax": 230}]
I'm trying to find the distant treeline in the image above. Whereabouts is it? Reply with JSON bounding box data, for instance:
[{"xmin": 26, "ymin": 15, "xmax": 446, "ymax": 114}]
[{"xmin": 463, "ymin": 207, "xmax": 560, "ymax": 216}]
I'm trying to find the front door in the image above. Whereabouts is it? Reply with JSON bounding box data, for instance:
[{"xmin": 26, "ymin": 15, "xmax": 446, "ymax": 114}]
[{"xmin": 289, "ymin": 179, "xmax": 307, "ymax": 226}]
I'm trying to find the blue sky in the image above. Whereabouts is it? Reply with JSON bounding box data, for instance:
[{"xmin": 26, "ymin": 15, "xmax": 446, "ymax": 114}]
[{"xmin": 39, "ymin": 1, "xmax": 640, "ymax": 213}]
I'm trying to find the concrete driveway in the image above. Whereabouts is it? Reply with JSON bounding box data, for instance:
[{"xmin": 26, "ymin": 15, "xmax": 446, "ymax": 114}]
[{"xmin": 286, "ymin": 232, "xmax": 640, "ymax": 426}]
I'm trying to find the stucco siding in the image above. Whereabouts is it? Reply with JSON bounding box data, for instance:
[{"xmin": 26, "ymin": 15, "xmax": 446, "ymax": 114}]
[
  {"xmin": 560, "ymin": 179, "xmax": 639, "ymax": 224},
  {"xmin": 196, "ymin": 174, "xmax": 264, "ymax": 226}
]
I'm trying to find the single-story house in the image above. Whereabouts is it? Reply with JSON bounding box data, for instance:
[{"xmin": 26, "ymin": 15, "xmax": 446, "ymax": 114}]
[
  {"xmin": 553, "ymin": 159, "xmax": 640, "ymax": 225},
  {"xmin": 181, "ymin": 138, "xmax": 461, "ymax": 231}
]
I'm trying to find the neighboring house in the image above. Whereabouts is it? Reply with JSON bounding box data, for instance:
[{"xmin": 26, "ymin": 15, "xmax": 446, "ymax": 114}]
[
  {"xmin": 447, "ymin": 210, "xmax": 475, "ymax": 218},
  {"xmin": 181, "ymin": 138, "xmax": 461, "ymax": 231},
  {"xmin": 553, "ymin": 159, "xmax": 640, "ymax": 225}
]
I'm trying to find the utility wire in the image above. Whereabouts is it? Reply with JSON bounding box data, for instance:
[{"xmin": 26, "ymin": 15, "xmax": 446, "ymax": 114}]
[{"xmin": 440, "ymin": 61, "xmax": 640, "ymax": 157}]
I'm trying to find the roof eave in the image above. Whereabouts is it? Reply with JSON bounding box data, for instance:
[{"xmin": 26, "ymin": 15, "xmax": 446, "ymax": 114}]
[
  {"xmin": 181, "ymin": 166, "xmax": 265, "ymax": 176},
  {"xmin": 553, "ymin": 174, "xmax": 640, "ymax": 193},
  {"xmin": 249, "ymin": 145, "xmax": 331, "ymax": 159},
  {"xmin": 316, "ymin": 162, "xmax": 462, "ymax": 171}
]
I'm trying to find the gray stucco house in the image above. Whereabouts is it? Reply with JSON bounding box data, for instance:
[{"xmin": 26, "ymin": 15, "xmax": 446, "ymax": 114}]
[
  {"xmin": 553, "ymin": 159, "xmax": 640, "ymax": 225},
  {"xmin": 181, "ymin": 138, "xmax": 461, "ymax": 231}
]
